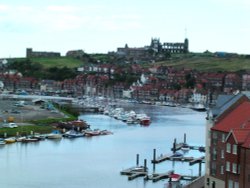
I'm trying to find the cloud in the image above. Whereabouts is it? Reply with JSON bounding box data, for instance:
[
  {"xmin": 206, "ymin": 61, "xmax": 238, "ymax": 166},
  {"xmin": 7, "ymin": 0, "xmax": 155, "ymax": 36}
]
[{"xmin": 0, "ymin": 4, "xmax": 9, "ymax": 11}]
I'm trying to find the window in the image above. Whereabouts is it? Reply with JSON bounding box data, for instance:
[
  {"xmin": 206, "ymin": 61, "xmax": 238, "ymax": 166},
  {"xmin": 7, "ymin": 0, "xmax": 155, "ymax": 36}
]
[
  {"xmin": 220, "ymin": 165, "xmax": 224, "ymax": 174},
  {"xmin": 228, "ymin": 179, "xmax": 233, "ymax": 188},
  {"xmin": 233, "ymin": 144, "xmax": 237, "ymax": 154},
  {"xmin": 212, "ymin": 148, "xmax": 217, "ymax": 160},
  {"xmin": 226, "ymin": 143, "xmax": 231, "ymax": 153},
  {"xmin": 213, "ymin": 132, "xmax": 218, "ymax": 139},
  {"xmin": 234, "ymin": 181, "xmax": 239, "ymax": 188},
  {"xmin": 221, "ymin": 149, "xmax": 224, "ymax": 159},
  {"xmin": 232, "ymin": 163, "xmax": 237, "ymax": 173},
  {"xmin": 238, "ymin": 165, "xmax": 240, "ymax": 174},
  {"xmin": 222, "ymin": 133, "xmax": 226, "ymax": 142},
  {"xmin": 226, "ymin": 161, "xmax": 230, "ymax": 172}
]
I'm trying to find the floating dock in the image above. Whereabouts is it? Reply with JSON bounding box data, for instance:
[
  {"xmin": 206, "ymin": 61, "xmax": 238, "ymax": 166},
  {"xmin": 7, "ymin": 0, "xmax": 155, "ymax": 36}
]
[
  {"xmin": 120, "ymin": 166, "xmax": 148, "ymax": 180},
  {"xmin": 144, "ymin": 170, "xmax": 173, "ymax": 182}
]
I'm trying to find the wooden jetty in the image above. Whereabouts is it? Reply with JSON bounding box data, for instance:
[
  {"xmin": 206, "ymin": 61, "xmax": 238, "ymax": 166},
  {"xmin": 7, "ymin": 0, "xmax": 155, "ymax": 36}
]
[
  {"xmin": 120, "ymin": 166, "xmax": 148, "ymax": 180},
  {"xmin": 151, "ymin": 149, "xmax": 204, "ymax": 164},
  {"xmin": 145, "ymin": 171, "xmax": 198, "ymax": 183},
  {"xmin": 144, "ymin": 170, "xmax": 173, "ymax": 182},
  {"xmin": 120, "ymin": 155, "xmax": 148, "ymax": 180},
  {"xmin": 189, "ymin": 156, "xmax": 205, "ymax": 165},
  {"xmin": 171, "ymin": 134, "xmax": 205, "ymax": 153}
]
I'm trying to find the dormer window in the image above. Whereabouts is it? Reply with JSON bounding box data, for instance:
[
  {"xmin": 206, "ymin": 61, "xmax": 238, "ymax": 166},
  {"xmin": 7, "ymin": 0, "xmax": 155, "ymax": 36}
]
[
  {"xmin": 226, "ymin": 143, "xmax": 231, "ymax": 153},
  {"xmin": 232, "ymin": 144, "xmax": 237, "ymax": 154}
]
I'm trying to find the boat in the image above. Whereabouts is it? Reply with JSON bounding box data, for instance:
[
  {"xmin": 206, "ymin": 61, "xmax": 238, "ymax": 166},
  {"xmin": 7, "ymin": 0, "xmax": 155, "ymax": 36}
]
[
  {"xmin": 4, "ymin": 137, "xmax": 16, "ymax": 144},
  {"xmin": 140, "ymin": 116, "xmax": 151, "ymax": 126},
  {"xmin": 64, "ymin": 130, "xmax": 84, "ymax": 138},
  {"xmin": 16, "ymin": 136, "xmax": 27, "ymax": 142},
  {"xmin": 21, "ymin": 137, "xmax": 39, "ymax": 143},
  {"xmin": 181, "ymin": 143, "xmax": 190, "ymax": 151},
  {"xmin": 169, "ymin": 173, "xmax": 181, "ymax": 182},
  {"xmin": 46, "ymin": 130, "xmax": 62, "ymax": 139},
  {"xmin": 84, "ymin": 129, "xmax": 101, "ymax": 136},
  {"xmin": 99, "ymin": 130, "xmax": 113, "ymax": 135},
  {"xmin": 0, "ymin": 138, "xmax": 6, "ymax": 145},
  {"xmin": 190, "ymin": 103, "xmax": 207, "ymax": 112}
]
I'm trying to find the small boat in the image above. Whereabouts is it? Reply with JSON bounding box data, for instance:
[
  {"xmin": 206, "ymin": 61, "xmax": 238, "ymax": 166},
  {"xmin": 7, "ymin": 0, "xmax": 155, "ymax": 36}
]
[
  {"xmin": 181, "ymin": 143, "xmax": 190, "ymax": 151},
  {"xmin": 100, "ymin": 130, "xmax": 113, "ymax": 135},
  {"xmin": 84, "ymin": 129, "xmax": 101, "ymax": 136},
  {"xmin": 172, "ymin": 151, "xmax": 183, "ymax": 157},
  {"xmin": 46, "ymin": 130, "xmax": 62, "ymax": 139},
  {"xmin": 131, "ymin": 166, "xmax": 148, "ymax": 172},
  {"xmin": 169, "ymin": 173, "xmax": 181, "ymax": 182},
  {"xmin": 0, "ymin": 138, "xmax": 6, "ymax": 145},
  {"xmin": 64, "ymin": 130, "xmax": 84, "ymax": 138},
  {"xmin": 4, "ymin": 137, "xmax": 16, "ymax": 144},
  {"xmin": 140, "ymin": 116, "xmax": 151, "ymax": 126},
  {"xmin": 16, "ymin": 136, "xmax": 27, "ymax": 142},
  {"xmin": 21, "ymin": 137, "xmax": 39, "ymax": 143},
  {"xmin": 190, "ymin": 103, "xmax": 207, "ymax": 112}
]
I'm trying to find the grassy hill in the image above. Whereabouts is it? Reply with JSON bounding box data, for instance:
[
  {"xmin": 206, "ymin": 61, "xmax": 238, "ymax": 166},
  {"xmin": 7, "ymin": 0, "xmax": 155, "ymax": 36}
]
[
  {"xmin": 30, "ymin": 56, "xmax": 84, "ymax": 68},
  {"xmin": 156, "ymin": 53, "xmax": 250, "ymax": 72},
  {"xmin": 8, "ymin": 53, "xmax": 250, "ymax": 72}
]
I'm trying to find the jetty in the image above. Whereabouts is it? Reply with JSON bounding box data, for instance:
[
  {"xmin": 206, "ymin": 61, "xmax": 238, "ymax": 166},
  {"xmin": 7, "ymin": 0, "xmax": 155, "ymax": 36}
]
[
  {"xmin": 144, "ymin": 170, "xmax": 173, "ymax": 182},
  {"xmin": 171, "ymin": 134, "xmax": 205, "ymax": 153},
  {"xmin": 120, "ymin": 166, "xmax": 148, "ymax": 180},
  {"xmin": 151, "ymin": 148, "xmax": 205, "ymax": 164},
  {"xmin": 120, "ymin": 154, "xmax": 148, "ymax": 180}
]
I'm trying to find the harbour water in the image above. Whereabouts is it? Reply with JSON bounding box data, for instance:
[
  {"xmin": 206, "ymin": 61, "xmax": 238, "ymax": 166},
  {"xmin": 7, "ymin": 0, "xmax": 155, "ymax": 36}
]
[{"xmin": 0, "ymin": 103, "xmax": 206, "ymax": 188}]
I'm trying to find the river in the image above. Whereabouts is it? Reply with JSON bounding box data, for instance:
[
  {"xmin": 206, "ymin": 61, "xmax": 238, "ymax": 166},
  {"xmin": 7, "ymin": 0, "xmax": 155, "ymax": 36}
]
[{"xmin": 0, "ymin": 103, "xmax": 206, "ymax": 188}]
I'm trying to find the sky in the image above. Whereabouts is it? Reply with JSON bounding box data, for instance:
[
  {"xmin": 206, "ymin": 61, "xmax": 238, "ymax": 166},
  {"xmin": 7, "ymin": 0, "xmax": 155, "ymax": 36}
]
[{"xmin": 0, "ymin": 0, "xmax": 250, "ymax": 58}]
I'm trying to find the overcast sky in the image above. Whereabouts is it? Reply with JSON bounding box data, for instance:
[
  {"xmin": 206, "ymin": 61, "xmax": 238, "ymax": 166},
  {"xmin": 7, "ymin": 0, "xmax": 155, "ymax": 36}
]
[{"xmin": 0, "ymin": 0, "xmax": 249, "ymax": 58}]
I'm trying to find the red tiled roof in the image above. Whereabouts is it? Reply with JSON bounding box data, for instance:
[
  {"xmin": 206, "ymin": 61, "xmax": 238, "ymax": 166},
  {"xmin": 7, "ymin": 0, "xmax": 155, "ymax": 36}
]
[
  {"xmin": 212, "ymin": 101, "xmax": 250, "ymax": 132},
  {"xmin": 229, "ymin": 129, "xmax": 250, "ymax": 144},
  {"xmin": 242, "ymin": 135, "xmax": 250, "ymax": 149}
]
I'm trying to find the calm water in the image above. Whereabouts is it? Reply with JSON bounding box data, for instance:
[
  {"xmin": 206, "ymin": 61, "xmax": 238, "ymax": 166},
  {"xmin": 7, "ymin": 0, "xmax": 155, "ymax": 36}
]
[{"xmin": 0, "ymin": 103, "xmax": 206, "ymax": 188}]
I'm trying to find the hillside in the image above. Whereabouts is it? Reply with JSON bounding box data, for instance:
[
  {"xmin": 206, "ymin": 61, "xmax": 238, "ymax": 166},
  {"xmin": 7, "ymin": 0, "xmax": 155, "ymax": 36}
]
[
  {"xmin": 30, "ymin": 57, "xmax": 84, "ymax": 68},
  {"xmin": 156, "ymin": 53, "xmax": 250, "ymax": 72},
  {"xmin": 8, "ymin": 53, "xmax": 250, "ymax": 72}
]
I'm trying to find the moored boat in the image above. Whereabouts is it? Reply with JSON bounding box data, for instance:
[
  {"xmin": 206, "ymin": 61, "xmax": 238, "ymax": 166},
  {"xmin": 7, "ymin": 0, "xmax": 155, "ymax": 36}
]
[
  {"xmin": 64, "ymin": 130, "xmax": 84, "ymax": 138},
  {"xmin": 0, "ymin": 138, "xmax": 6, "ymax": 145},
  {"xmin": 46, "ymin": 130, "xmax": 62, "ymax": 139},
  {"xmin": 181, "ymin": 143, "xmax": 190, "ymax": 151},
  {"xmin": 21, "ymin": 137, "xmax": 39, "ymax": 143},
  {"xmin": 84, "ymin": 129, "xmax": 101, "ymax": 136},
  {"xmin": 4, "ymin": 137, "xmax": 16, "ymax": 144},
  {"xmin": 140, "ymin": 116, "xmax": 151, "ymax": 126},
  {"xmin": 169, "ymin": 173, "xmax": 181, "ymax": 182}
]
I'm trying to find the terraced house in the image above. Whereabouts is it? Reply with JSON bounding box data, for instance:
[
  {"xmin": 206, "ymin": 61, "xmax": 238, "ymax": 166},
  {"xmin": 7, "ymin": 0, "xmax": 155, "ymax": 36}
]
[{"xmin": 205, "ymin": 93, "xmax": 250, "ymax": 188}]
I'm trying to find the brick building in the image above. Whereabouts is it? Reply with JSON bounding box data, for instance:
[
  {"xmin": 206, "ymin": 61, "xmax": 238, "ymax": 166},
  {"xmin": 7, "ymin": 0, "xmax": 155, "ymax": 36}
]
[{"xmin": 205, "ymin": 93, "xmax": 250, "ymax": 188}]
